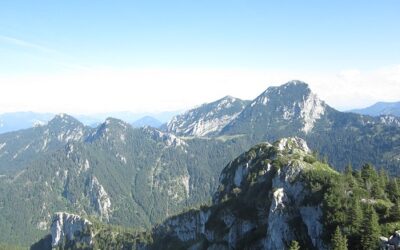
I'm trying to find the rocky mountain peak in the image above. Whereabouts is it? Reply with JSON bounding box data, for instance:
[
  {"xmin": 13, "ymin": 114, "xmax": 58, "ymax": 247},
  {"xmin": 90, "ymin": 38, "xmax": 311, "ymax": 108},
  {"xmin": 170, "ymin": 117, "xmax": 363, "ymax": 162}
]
[
  {"xmin": 87, "ymin": 117, "xmax": 130, "ymax": 142},
  {"xmin": 214, "ymin": 137, "xmax": 315, "ymax": 204},
  {"xmin": 166, "ymin": 95, "xmax": 249, "ymax": 137},
  {"xmin": 148, "ymin": 137, "xmax": 329, "ymax": 249},
  {"xmin": 282, "ymin": 79, "xmax": 310, "ymax": 88},
  {"xmin": 252, "ymin": 80, "xmax": 312, "ymax": 107},
  {"xmin": 46, "ymin": 114, "xmax": 86, "ymax": 144},
  {"xmin": 104, "ymin": 117, "xmax": 130, "ymax": 128},
  {"xmin": 223, "ymin": 81, "xmax": 326, "ymax": 135},
  {"xmin": 48, "ymin": 113, "xmax": 83, "ymax": 128}
]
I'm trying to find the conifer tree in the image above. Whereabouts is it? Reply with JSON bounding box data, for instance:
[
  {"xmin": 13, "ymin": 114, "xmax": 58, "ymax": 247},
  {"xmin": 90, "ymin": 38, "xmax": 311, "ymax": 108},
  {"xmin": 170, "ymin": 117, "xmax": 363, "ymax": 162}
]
[
  {"xmin": 332, "ymin": 226, "xmax": 348, "ymax": 250},
  {"xmin": 344, "ymin": 163, "xmax": 357, "ymax": 189},
  {"xmin": 288, "ymin": 240, "xmax": 300, "ymax": 250},
  {"xmin": 387, "ymin": 179, "xmax": 400, "ymax": 202},
  {"xmin": 390, "ymin": 199, "xmax": 400, "ymax": 221},
  {"xmin": 347, "ymin": 196, "xmax": 363, "ymax": 235},
  {"xmin": 360, "ymin": 206, "xmax": 380, "ymax": 250},
  {"xmin": 379, "ymin": 168, "xmax": 389, "ymax": 189}
]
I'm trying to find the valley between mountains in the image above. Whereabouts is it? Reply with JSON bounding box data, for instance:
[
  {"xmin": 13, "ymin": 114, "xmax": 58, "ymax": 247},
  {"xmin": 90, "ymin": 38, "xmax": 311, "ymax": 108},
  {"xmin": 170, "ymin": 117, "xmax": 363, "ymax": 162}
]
[{"xmin": 1, "ymin": 80, "xmax": 400, "ymax": 249}]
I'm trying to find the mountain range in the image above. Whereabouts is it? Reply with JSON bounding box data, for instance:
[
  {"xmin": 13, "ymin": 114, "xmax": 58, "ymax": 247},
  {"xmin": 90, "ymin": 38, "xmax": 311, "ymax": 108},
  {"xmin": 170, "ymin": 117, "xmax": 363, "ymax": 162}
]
[
  {"xmin": 350, "ymin": 101, "xmax": 400, "ymax": 117},
  {"xmin": 0, "ymin": 114, "xmax": 250, "ymax": 245},
  {"xmin": 33, "ymin": 137, "xmax": 400, "ymax": 250},
  {"xmin": 0, "ymin": 111, "xmax": 177, "ymax": 134},
  {"xmin": 131, "ymin": 116, "xmax": 162, "ymax": 128},
  {"xmin": 0, "ymin": 80, "xmax": 400, "ymax": 248},
  {"xmin": 167, "ymin": 80, "xmax": 400, "ymax": 173}
]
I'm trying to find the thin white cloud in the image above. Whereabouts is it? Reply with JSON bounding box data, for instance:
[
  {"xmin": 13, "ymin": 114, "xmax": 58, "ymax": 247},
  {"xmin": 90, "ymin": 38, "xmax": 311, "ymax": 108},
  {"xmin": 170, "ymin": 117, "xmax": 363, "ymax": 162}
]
[
  {"xmin": 0, "ymin": 35, "xmax": 58, "ymax": 54},
  {"xmin": 0, "ymin": 35, "xmax": 89, "ymax": 71},
  {"xmin": 0, "ymin": 65, "xmax": 399, "ymax": 114}
]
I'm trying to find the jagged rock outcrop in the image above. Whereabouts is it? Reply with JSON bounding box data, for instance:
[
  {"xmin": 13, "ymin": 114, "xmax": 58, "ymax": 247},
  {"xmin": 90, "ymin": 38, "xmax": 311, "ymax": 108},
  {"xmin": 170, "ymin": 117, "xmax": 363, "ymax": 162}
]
[
  {"xmin": 50, "ymin": 212, "xmax": 93, "ymax": 248},
  {"xmin": 142, "ymin": 126, "xmax": 187, "ymax": 148},
  {"xmin": 148, "ymin": 137, "xmax": 329, "ymax": 250},
  {"xmin": 86, "ymin": 175, "xmax": 112, "ymax": 221}
]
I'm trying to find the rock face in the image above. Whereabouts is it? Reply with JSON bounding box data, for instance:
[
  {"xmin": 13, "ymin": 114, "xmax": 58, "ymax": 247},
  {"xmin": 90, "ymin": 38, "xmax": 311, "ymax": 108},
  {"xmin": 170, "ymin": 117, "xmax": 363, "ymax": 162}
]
[
  {"xmin": 166, "ymin": 96, "xmax": 249, "ymax": 137},
  {"xmin": 50, "ymin": 212, "xmax": 93, "ymax": 247},
  {"xmin": 380, "ymin": 230, "xmax": 400, "ymax": 249},
  {"xmin": 86, "ymin": 176, "xmax": 112, "ymax": 221},
  {"xmin": 221, "ymin": 80, "xmax": 327, "ymax": 136},
  {"xmin": 149, "ymin": 137, "xmax": 329, "ymax": 250},
  {"xmin": 142, "ymin": 126, "xmax": 187, "ymax": 148}
]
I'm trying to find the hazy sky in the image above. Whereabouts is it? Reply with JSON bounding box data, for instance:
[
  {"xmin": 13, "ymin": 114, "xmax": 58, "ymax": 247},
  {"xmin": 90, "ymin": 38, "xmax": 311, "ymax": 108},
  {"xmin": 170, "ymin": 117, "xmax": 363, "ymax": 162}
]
[{"xmin": 0, "ymin": 1, "xmax": 399, "ymax": 114}]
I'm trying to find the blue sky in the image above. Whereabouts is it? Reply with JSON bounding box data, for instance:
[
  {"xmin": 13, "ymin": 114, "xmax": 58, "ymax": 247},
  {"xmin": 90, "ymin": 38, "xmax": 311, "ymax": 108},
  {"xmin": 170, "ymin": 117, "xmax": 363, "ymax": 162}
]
[{"xmin": 0, "ymin": 1, "xmax": 399, "ymax": 113}]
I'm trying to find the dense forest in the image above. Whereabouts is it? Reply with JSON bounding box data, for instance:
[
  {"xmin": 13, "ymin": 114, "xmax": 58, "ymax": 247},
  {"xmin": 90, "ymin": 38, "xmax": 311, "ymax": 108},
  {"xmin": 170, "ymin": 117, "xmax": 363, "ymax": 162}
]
[{"xmin": 305, "ymin": 161, "xmax": 400, "ymax": 249}]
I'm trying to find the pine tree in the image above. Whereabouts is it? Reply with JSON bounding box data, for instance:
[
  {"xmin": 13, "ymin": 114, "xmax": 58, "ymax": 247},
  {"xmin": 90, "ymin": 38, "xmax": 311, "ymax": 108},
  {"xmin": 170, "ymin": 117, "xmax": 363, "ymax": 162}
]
[
  {"xmin": 361, "ymin": 164, "xmax": 377, "ymax": 182},
  {"xmin": 347, "ymin": 196, "xmax": 363, "ymax": 235},
  {"xmin": 379, "ymin": 168, "xmax": 389, "ymax": 189},
  {"xmin": 390, "ymin": 199, "xmax": 400, "ymax": 221},
  {"xmin": 344, "ymin": 163, "xmax": 357, "ymax": 189},
  {"xmin": 324, "ymin": 184, "xmax": 347, "ymax": 230},
  {"xmin": 332, "ymin": 226, "xmax": 348, "ymax": 250},
  {"xmin": 387, "ymin": 179, "xmax": 400, "ymax": 202},
  {"xmin": 360, "ymin": 206, "xmax": 381, "ymax": 250},
  {"xmin": 288, "ymin": 240, "xmax": 300, "ymax": 250}
]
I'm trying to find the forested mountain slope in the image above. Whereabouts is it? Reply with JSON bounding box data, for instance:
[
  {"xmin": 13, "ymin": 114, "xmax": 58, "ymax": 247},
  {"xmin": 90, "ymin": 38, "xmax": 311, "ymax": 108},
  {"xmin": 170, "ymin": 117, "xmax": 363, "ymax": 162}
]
[{"xmin": 34, "ymin": 137, "xmax": 400, "ymax": 250}]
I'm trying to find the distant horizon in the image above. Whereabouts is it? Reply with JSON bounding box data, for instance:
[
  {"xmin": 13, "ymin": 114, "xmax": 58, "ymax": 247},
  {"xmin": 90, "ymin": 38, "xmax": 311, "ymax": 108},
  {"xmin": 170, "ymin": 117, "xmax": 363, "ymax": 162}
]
[
  {"xmin": 0, "ymin": 85, "xmax": 399, "ymax": 117},
  {"xmin": 1, "ymin": 82, "xmax": 400, "ymax": 116}
]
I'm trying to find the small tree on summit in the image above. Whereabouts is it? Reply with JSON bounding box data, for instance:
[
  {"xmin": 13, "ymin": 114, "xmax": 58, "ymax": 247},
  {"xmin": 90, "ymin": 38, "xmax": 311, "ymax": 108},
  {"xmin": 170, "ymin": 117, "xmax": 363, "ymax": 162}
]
[{"xmin": 288, "ymin": 240, "xmax": 300, "ymax": 250}]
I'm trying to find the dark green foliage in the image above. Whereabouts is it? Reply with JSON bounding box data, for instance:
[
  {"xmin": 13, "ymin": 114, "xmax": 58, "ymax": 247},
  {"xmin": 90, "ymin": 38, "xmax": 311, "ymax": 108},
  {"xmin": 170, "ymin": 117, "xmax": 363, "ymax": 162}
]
[
  {"xmin": 347, "ymin": 197, "xmax": 363, "ymax": 237},
  {"xmin": 303, "ymin": 155, "xmax": 316, "ymax": 164},
  {"xmin": 288, "ymin": 240, "xmax": 300, "ymax": 250},
  {"xmin": 386, "ymin": 179, "xmax": 400, "ymax": 202},
  {"xmin": 331, "ymin": 226, "xmax": 348, "ymax": 250},
  {"xmin": 390, "ymin": 200, "xmax": 400, "ymax": 221},
  {"xmin": 319, "ymin": 164, "xmax": 400, "ymax": 249},
  {"xmin": 360, "ymin": 205, "xmax": 381, "ymax": 250},
  {"xmin": 29, "ymin": 234, "xmax": 52, "ymax": 250},
  {"xmin": 323, "ymin": 184, "xmax": 347, "ymax": 234},
  {"xmin": 0, "ymin": 119, "xmax": 252, "ymax": 246}
]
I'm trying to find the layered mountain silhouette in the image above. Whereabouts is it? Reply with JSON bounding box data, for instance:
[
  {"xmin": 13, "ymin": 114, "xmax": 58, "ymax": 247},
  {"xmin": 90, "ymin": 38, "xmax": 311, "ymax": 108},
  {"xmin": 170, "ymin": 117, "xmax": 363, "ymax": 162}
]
[{"xmin": 0, "ymin": 80, "xmax": 400, "ymax": 247}]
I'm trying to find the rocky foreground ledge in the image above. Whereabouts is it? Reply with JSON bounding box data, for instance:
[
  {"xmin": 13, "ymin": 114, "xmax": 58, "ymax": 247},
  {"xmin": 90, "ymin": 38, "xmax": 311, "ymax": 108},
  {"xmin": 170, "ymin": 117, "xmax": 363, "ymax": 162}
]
[
  {"xmin": 30, "ymin": 212, "xmax": 94, "ymax": 249},
  {"xmin": 51, "ymin": 212, "xmax": 93, "ymax": 247}
]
